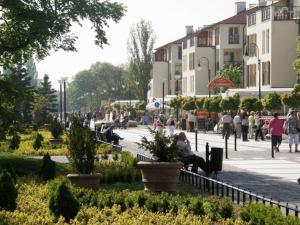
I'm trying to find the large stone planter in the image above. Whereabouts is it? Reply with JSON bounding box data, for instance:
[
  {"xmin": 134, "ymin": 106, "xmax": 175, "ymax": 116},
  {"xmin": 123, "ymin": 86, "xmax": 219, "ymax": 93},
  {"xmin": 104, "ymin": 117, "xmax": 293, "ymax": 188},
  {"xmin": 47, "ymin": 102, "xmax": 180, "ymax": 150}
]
[
  {"xmin": 67, "ymin": 173, "xmax": 101, "ymax": 190},
  {"xmin": 137, "ymin": 161, "xmax": 183, "ymax": 192}
]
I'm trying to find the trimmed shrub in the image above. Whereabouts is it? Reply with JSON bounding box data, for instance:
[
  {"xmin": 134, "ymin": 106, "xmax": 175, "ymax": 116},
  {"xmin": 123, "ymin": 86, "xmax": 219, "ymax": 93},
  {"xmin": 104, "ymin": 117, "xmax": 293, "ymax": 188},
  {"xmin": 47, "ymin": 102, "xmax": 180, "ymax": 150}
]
[
  {"xmin": 48, "ymin": 179, "xmax": 80, "ymax": 222},
  {"xmin": 204, "ymin": 197, "xmax": 234, "ymax": 221},
  {"xmin": 48, "ymin": 117, "xmax": 64, "ymax": 139},
  {"xmin": 33, "ymin": 133, "xmax": 44, "ymax": 150},
  {"xmin": 9, "ymin": 133, "xmax": 21, "ymax": 150},
  {"xmin": 0, "ymin": 162, "xmax": 16, "ymax": 183},
  {"xmin": 39, "ymin": 153, "xmax": 56, "ymax": 180},
  {"xmin": 188, "ymin": 197, "xmax": 204, "ymax": 216},
  {"xmin": 0, "ymin": 169, "xmax": 18, "ymax": 211},
  {"xmin": 240, "ymin": 203, "xmax": 284, "ymax": 225},
  {"xmin": 112, "ymin": 153, "xmax": 119, "ymax": 161}
]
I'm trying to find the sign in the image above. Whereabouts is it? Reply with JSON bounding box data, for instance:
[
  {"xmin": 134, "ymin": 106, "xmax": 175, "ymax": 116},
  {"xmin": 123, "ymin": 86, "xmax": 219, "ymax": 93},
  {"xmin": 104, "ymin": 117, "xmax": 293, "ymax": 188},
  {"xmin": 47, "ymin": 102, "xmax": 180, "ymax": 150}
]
[
  {"xmin": 154, "ymin": 102, "xmax": 160, "ymax": 108},
  {"xmin": 207, "ymin": 77, "xmax": 234, "ymax": 90}
]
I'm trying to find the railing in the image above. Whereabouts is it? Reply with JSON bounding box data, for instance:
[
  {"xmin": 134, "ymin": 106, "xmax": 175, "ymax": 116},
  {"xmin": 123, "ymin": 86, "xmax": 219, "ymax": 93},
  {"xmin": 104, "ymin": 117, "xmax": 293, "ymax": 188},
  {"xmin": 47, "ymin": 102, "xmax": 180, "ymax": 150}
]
[
  {"xmin": 223, "ymin": 61, "xmax": 243, "ymax": 67},
  {"xmin": 274, "ymin": 6, "xmax": 300, "ymax": 21},
  {"xmin": 137, "ymin": 153, "xmax": 300, "ymax": 217}
]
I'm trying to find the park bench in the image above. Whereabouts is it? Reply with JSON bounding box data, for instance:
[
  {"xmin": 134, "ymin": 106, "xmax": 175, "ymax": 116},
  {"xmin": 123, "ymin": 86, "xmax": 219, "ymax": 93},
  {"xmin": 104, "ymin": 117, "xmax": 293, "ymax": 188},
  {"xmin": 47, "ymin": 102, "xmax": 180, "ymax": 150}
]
[{"xmin": 94, "ymin": 130, "xmax": 123, "ymax": 152}]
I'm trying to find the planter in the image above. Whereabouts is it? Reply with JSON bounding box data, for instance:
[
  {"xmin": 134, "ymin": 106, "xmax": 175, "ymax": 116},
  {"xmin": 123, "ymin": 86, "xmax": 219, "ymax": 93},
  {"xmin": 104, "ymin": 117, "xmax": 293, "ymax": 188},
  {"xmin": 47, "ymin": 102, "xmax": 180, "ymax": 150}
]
[
  {"xmin": 137, "ymin": 161, "xmax": 183, "ymax": 192},
  {"xmin": 67, "ymin": 173, "xmax": 101, "ymax": 190},
  {"xmin": 49, "ymin": 138, "xmax": 63, "ymax": 145}
]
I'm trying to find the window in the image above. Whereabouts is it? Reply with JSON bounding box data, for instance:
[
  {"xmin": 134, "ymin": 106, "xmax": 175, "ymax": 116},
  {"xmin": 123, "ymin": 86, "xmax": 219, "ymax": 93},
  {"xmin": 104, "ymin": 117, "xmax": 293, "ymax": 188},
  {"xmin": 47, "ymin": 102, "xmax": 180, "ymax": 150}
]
[
  {"xmin": 190, "ymin": 76, "xmax": 195, "ymax": 92},
  {"xmin": 266, "ymin": 29, "xmax": 269, "ymax": 53},
  {"xmin": 190, "ymin": 37, "xmax": 194, "ymax": 47},
  {"xmin": 182, "ymin": 55, "xmax": 187, "ymax": 72},
  {"xmin": 178, "ymin": 46, "xmax": 182, "ymax": 60},
  {"xmin": 189, "ymin": 53, "xmax": 195, "ymax": 70},
  {"xmin": 229, "ymin": 27, "xmax": 239, "ymax": 44},
  {"xmin": 262, "ymin": 7, "xmax": 270, "ymax": 21},
  {"xmin": 262, "ymin": 30, "xmax": 265, "ymax": 54},
  {"xmin": 247, "ymin": 34, "xmax": 257, "ymax": 56},
  {"xmin": 247, "ymin": 64, "xmax": 256, "ymax": 87},
  {"xmin": 262, "ymin": 61, "xmax": 270, "ymax": 85},
  {"xmin": 175, "ymin": 64, "xmax": 182, "ymax": 76},
  {"xmin": 215, "ymin": 28, "xmax": 220, "ymax": 45},
  {"xmin": 182, "ymin": 77, "xmax": 187, "ymax": 94},
  {"xmin": 248, "ymin": 13, "xmax": 256, "ymax": 26},
  {"xmin": 183, "ymin": 40, "xmax": 187, "ymax": 49}
]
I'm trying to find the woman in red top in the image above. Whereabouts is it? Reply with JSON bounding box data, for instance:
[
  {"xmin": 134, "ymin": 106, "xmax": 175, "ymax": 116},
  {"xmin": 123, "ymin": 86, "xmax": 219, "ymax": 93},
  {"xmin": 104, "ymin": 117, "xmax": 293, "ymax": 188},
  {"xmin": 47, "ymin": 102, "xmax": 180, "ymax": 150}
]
[{"xmin": 268, "ymin": 113, "xmax": 284, "ymax": 152}]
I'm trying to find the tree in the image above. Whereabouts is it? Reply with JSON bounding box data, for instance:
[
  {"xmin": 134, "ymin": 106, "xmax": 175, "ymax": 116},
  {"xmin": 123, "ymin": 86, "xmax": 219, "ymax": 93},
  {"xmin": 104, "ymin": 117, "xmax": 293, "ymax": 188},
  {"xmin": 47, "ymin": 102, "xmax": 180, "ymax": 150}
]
[
  {"xmin": 294, "ymin": 37, "xmax": 300, "ymax": 82},
  {"xmin": 182, "ymin": 97, "xmax": 197, "ymax": 111},
  {"xmin": 262, "ymin": 92, "xmax": 283, "ymax": 112},
  {"xmin": 240, "ymin": 97, "xmax": 263, "ymax": 112},
  {"xmin": 282, "ymin": 84, "xmax": 300, "ymax": 110},
  {"xmin": 168, "ymin": 96, "xmax": 183, "ymax": 110},
  {"xmin": 203, "ymin": 96, "xmax": 222, "ymax": 113},
  {"xmin": 0, "ymin": 0, "xmax": 125, "ymax": 66},
  {"xmin": 220, "ymin": 94, "xmax": 240, "ymax": 113},
  {"xmin": 127, "ymin": 19, "xmax": 155, "ymax": 103},
  {"xmin": 216, "ymin": 65, "xmax": 243, "ymax": 88},
  {"xmin": 25, "ymin": 58, "xmax": 39, "ymax": 88}
]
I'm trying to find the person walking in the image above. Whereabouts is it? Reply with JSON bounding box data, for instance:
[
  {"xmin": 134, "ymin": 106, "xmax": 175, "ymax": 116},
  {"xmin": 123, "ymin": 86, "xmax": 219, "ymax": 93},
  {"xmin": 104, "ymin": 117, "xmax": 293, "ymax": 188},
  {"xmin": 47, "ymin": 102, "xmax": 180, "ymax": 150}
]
[
  {"xmin": 154, "ymin": 114, "xmax": 165, "ymax": 134},
  {"xmin": 188, "ymin": 111, "xmax": 195, "ymax": 132},
  {"xmin": 255, "ymin": 112, "xmax": 264, "ymax": 141},
  {"xmin": 166, "ymin": 115, "xmax": 176, "ymax": 136},
  {"xmin": 248, "ymin": 111, "xmax": 255, "ymax": 139},
  {"xmin": 241, "ymin": 111, "xmax": 249, "ymax": 141},
  {"xmin": 286, "ymin": 110, "xmax": 299, "ymax": 152},
  {"xmin": 233, "ymin": 112, "xmax": 242, "ymax": 138},
  {"xmin": 268, "ymin": 113, "xmax": 284, "ymax": 152},
  {"xmin": 221, "ymin": 112, "xmax": 232, "ymax": 139}
]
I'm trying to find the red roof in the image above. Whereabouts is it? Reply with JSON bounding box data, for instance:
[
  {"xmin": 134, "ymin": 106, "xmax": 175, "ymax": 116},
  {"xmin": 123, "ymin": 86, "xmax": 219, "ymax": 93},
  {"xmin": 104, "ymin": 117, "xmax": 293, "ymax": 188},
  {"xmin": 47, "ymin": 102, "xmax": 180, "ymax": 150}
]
[{"xmin": 155, "ymin": 37, "xmax": 185, "ymax": 50}]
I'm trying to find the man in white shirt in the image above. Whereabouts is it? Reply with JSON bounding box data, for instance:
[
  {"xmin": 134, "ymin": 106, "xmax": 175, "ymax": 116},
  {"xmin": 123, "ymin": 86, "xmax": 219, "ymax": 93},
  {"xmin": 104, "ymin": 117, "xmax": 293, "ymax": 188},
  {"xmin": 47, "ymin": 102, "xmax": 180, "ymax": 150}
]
[
  {"xmin": 233, "ymin": 112, "xmax": 241, "ymax": 138},
  {"xmin": 221, "ymin": 112, "xmax": 232, "ymax": 139}
]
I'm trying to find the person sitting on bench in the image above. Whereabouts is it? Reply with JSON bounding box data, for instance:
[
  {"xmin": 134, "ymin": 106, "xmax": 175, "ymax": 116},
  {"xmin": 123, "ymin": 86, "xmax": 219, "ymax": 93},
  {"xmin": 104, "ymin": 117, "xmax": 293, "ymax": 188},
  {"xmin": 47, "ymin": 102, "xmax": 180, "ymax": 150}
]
[
  {"xmin": 176, "ymin": 132, "xmax": 207, "ymax": 173},
  {"xmin": 102, "ymin": 125, "xmax": 124, "ymax": 145}
]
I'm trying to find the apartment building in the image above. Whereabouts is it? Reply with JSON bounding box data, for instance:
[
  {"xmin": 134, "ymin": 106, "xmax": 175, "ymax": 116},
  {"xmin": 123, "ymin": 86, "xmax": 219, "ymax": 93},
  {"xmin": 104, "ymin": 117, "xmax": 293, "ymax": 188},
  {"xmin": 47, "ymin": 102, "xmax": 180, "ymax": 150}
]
[
  {"xmin": 244, "ymin": 0, "xmax": 298, "ymax": 92},
  {"xmin": 148, "ymin": 38, "xmax": 183, "ymax": 100}
]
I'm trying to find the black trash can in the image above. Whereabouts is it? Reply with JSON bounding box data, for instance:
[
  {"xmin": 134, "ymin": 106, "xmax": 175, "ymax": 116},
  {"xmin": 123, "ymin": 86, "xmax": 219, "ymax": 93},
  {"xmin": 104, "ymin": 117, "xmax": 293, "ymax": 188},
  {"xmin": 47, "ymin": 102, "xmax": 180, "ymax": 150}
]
[
  {"xmin": 210, "ymin": 147, "xmax": 223, "ymax": 173},
  {"xmin": 181, "ymin": 119, "xmax": 186, "ymax": 130}
]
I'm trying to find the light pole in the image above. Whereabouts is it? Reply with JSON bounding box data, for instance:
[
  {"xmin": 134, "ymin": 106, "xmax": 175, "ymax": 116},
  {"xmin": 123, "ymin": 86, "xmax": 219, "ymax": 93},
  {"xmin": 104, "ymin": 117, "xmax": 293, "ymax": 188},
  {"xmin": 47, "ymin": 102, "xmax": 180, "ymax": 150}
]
[
  {"xmin": 174, "ymin": 73, "xmax": 181, "ymax": 122},
  {"xmin": 162, "ymin": 81, "xmax": 165, "ymax": 114},
  {"xmin": 198, "ymin": 57, "xmax": 211, "ymax": 97},
  {"xmin": 61, "ymin": 77, "xmax": 68, "ymax": 129},
  {"xmin": 57, "ymin": 80, "xmax": 63, "ymax": 123},
  {"xmin": 245, "ymin": 43, "xmax": 261, "ymax": 100}
]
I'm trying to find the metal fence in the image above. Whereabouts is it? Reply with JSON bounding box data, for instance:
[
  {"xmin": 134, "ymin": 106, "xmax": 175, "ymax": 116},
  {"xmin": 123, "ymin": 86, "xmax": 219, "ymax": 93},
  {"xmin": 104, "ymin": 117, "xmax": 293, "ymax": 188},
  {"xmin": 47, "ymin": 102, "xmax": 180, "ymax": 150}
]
[{"xmin": 137, "ymin": 152, "xmax": 300, "ymax": 217}]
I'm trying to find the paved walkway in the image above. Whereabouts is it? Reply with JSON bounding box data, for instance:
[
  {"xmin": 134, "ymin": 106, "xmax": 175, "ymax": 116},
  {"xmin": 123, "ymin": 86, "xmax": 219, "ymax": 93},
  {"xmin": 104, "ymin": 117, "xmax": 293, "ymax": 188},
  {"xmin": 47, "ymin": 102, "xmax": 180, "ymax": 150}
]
[{"xmin": 115, "ymin": 126, "xmax": 300, "ymax": 206}]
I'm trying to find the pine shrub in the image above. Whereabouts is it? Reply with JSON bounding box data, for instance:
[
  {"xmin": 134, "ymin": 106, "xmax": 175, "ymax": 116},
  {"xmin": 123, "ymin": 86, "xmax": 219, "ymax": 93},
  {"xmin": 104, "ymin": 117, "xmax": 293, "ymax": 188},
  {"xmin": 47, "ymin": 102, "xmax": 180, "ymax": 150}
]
[
  {"xmin": 0, "ymin": 169, "xmax": 18, "ymax": 211},
  {"xmin": 48, "ymin": 179, "xmax": 80, "ymax": 222},
  {"xmin": 39, "ymin": 153, "xmax": 56, "ymax": 180},
  {"xmin": 48, "ymin": 117, "xmax": 64, "ymax": 139},
  {"xmin": 9, "ymin": 133, "xmax": 21, "ymax": 150},
  {"xmin": 0, "ymin": 163, "xmax": 16, "ymax": 183},
  {"xmin": 33, "ymin": 133, "xmax": 44, "ymax": 150}
]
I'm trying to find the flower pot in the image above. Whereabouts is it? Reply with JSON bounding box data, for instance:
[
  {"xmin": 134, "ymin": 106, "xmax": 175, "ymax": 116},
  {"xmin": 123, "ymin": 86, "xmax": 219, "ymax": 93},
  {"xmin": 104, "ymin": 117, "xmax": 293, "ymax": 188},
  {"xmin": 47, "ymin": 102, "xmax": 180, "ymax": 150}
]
[
  {"xmin": 48, "ymin": 138, "xmax": 63, "ymax": 145},
  {"xmin": 137, "ymin": 161, "xmax": 183, "ymax": 192},
  {"xmin": 67, "ymin": 173, "xmax": 101, "ymax": 190}
]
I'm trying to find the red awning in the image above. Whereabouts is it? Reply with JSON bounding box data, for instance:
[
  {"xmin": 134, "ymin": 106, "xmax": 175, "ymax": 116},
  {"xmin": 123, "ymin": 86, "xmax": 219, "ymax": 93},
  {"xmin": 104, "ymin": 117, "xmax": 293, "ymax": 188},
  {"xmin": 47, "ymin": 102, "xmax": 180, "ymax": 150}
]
[{"xmin": 207, "ymin": 77, "xmax": 234, "ymax": 90}]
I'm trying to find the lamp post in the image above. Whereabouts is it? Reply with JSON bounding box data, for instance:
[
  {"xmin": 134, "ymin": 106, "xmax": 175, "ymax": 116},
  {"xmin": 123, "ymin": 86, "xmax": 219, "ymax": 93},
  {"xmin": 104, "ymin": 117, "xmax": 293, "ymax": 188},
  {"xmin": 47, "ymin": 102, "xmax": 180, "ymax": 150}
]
[
  {"xmin": 174, "ymin": 73, "xmax": 181, "ymax": 122},
  {"xmin": 245, "ymin": 43, "xmax": 261, "ymax": 100},
  {"xmin": 162, "ymin": 81, "xmax": 165, "ymax": 114},
  {"xmin": 198, "ymin": 57, "xmax": 211, "ymax": 97},
  {"xmin": 61, "ymin": 77, "xmax": 68, "ymax": 129},
  {"xmin": 57, "ymin": 80, "xmax": 63, "ymax": 123}
]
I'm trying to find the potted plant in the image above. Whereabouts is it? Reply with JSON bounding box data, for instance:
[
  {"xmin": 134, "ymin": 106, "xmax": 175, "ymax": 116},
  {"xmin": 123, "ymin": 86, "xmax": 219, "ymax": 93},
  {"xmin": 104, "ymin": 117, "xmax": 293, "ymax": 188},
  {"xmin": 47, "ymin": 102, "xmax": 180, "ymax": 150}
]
[
  {"xmin": 137, "ymin": 129, "xmax": 183, "ymax": 192},
  {"xmin": 48, "ymin": 117, "xmax": 64, "ymax": 144},
  {"xmin": 67, "ymin": 117, "xmax": 100, "ymax": 189}
]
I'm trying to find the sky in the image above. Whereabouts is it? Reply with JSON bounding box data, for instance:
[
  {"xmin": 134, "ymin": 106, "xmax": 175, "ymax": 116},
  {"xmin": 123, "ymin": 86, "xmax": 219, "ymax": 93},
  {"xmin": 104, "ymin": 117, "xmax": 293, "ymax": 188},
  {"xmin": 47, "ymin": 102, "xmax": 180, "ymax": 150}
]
[{"xmin": 36, "ymin": 0, "xmax": 256, "ymax": 89}]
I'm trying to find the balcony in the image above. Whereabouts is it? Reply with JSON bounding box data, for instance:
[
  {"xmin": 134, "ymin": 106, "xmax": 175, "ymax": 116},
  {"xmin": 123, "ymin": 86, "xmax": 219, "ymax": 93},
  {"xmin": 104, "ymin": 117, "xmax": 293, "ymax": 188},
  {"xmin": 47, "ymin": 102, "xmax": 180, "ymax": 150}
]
[
  {"xmin": 223, "ymin": 61, "xmax": 243, "ymax": 67},
  {"xmin": 273, "ymin": 6, "xmax": 300, "ymax": 21}
]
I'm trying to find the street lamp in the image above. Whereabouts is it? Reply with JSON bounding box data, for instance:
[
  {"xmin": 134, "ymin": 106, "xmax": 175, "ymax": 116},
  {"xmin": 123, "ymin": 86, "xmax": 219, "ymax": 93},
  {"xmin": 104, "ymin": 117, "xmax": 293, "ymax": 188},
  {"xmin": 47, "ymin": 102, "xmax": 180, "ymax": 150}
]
[
  {"xmin": 198, "ymin": 57, "xmax": 211, "ymax": 97},
  {"xmin": 162, "ymin": 80, "xmax": 166, "ymax": 114},
  {"xmin": 61, "ymin": 77, "xmax": 68, "ymax": 129},
  {"xmin": 244, "ymin": 43, "xmax": 261, "ymax": 100},
  {"xmin": 174, "ymin": 73, "xmax": 181, "ymax": 122},
  {"xmin": 57, "ymin": 80, "xmax": 63, "ymax": 123}
]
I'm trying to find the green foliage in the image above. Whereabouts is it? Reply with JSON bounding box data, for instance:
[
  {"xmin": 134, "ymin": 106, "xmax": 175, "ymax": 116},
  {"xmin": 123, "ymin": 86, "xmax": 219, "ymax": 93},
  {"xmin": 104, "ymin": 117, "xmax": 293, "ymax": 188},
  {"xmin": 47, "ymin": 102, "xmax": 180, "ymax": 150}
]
[
  {"xmin": 33, "ymin": 133, "xmax": 44, "ymax": 150},
  {"xmin": 203, "ymin": 96, "xmax": 222, "ymax": 112},
  {"xmin": 294, "ymin": 37, "xmax": 300, "ymax": 81},
  {"xmin": 68, "ymin": 117, "xmax": 96, "ymax": 174},
  {"xmin": 137, "ymin": 128, "xmax": 182, "ymax": 162},
  {"xmin": 0, "ymin": 162, "xmax": 16, "ymax": 183},
  {"xmin": 282, "ymin": 84, "xmax": 300, "ymax": 110},
  {"xmin": 262, "ymin": 92, "xmax": 283, "ymax": 112},
  {"xmin": 240, "ymin": 97, "xmax": 263, "ymax": 112},
  {"xmin": 220, "ymin": 94, "xmax": 240, "ymax": 112},
  {"xmin": 120, "ymin": 151, "xmax": 137, "ymax": 167},
  {"xmin": 169, "ymin": 96, "xmax": 183, "ymax": 109},
  {"xmin": 204, "ymin": 197, "xmax": 234, "ymax": 221},
  {"xmin": 9, "ymin": 133, "xmax": 21, "ymax": 150},
  {"xmin": 128, "ymin": 19, "xmax": 156, "ymax": 103},
  {"xmin": 240, "ymin": 203, "xmax": 284, "ymax": 225},
  {"xmin": 48, "ymin": 178, "xmax": 80, "ymax": 222},
  {"xmin": 182, "ymin": 97, "xmax": 197, "ymax": 111},
  {"xmin": 0, "ymin": 169, "xmax": 18, "ymax": 211},
  {"xmin": 48, "ymin": 117, "xmax": 64, "ymax": 139},
  {"xmin": 216, "ymin": 65, "xmax": 243, "ymax": 88},
  {"xmin": 136, "ymin": 101, "xmax": 146, "ymax": 111},
  {"xmin": 196, "ymin": 98, "xmax": 206, "ymax": 111},
  {"xmin": 39, "ymin": 153, "xmax": 56, "ymax": 180},
  {"xmin": 0, "ymin": 0, "xmax": 125, "ymax": 66}
]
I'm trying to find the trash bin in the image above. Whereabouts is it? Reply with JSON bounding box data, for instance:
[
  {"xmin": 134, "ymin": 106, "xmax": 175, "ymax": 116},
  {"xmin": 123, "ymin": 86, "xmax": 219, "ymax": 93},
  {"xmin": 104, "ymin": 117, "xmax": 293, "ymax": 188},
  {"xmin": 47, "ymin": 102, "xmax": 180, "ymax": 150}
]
[
  {"xmin": 210, "ymin": 147, "xmax": 223, "ymax": 173},
  {"xmin": 181, "ymin": 119, "xmax": 186, "ymax": 130}
]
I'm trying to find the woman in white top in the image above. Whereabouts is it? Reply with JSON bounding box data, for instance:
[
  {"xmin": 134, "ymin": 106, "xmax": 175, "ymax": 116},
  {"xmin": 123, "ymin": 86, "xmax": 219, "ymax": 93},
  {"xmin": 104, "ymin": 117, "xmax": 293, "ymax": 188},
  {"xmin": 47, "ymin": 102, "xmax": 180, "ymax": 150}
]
[{"xmin": 166, "ymin": 115, "xmax": 176, "ymax": 135}]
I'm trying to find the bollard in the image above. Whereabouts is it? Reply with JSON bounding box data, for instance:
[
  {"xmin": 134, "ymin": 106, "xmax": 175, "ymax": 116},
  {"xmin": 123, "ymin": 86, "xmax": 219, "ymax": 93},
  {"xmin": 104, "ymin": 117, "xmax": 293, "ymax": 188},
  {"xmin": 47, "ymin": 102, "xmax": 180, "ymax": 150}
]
[
  {"xmin": 271, "ymin": 138, "xmax": 275, "ymax": 158},
  {"xmin": 225, "ymin": 136, "xmax": 228, "ymax": 159},
  {"xmin": 195, "ymin": 129, "xmax": 198, "ymax": 152},
  {"xmin": 234, "ymin": 130, "xmax": 237, "ymax": 151},
  {"xmin": 206, "ymin": 142, "xmax": 210, "ymax": 176}
]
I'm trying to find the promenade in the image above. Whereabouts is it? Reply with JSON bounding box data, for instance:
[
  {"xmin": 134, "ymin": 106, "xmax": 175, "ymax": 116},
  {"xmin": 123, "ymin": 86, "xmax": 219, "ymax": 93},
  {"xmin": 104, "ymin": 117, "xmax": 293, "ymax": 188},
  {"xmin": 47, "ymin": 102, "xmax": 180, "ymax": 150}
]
[{"xmin": 115, "ymin": 126, "xmax": 300, "ymax": 206}]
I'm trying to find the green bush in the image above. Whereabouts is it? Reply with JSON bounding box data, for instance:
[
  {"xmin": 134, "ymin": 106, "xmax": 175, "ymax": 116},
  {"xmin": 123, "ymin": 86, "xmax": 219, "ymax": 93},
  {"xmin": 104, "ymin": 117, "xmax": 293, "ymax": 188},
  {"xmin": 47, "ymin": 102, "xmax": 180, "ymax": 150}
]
[
  {"xmin": 33, "ymin": 133, "xmax": 44, "ymax": 150},
  {"xmin": 120, "ymin": 151, "xmax": 137, "ymax": 167},
  {"xmin": 0, "ymin": 169, "xmax": 18, "ymax": 211},
  {"xmin": 204, "ymin": 197, "xmax": 234, "ymax": 221},
  {"xmin": 112, "ymin": 153, "xmax": 119, "ymax": 161},
  {"xmin": 0, "ymin": 162, "xmax": 16, "ymax": 183},
  {"xmin": 48, "ymin": 117, "xmax": 64, "ymax": 139},
  {"xmin": 9, "ymin": 133, "xmax": 21, "ymax": 150},
  {"xmin": 188, "ymin": 197, "xmax": 204, "ymax": 216},
  {"xmin": 39, "ymin": 153, "xmax": 56, "ymax": 180},
  {"xmin": 240, "ymin": 203, "xmax": 284, "ymax": 225},
  {"xmin": 48, "ymin": 179, "xmax": 80, "ymax": 222}
]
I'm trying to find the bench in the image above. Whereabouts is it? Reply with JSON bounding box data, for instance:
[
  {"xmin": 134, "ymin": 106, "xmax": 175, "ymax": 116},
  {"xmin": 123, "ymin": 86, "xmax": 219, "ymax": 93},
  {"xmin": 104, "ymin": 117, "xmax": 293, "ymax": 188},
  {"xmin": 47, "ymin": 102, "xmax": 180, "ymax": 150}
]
[{"xmin": 95, "ymin": 130, "xmax": 123, "ymax": 152}]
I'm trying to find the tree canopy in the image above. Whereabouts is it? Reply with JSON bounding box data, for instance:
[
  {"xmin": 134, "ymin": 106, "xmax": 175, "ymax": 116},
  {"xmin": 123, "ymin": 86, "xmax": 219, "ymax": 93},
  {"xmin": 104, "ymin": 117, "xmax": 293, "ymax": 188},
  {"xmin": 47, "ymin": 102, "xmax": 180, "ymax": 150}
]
[{"xmin": 0, "ymin": 0, "xmax": 126, "ymax": 66}]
